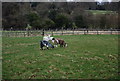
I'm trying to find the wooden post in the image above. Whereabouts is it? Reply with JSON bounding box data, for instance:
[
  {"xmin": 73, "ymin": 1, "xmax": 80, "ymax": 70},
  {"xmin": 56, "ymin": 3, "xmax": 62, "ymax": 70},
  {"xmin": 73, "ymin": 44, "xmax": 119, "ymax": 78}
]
[
  {"xmin": 30, "ymin": 31, "xmax": 31, "ymax": 37},
  {"xmin": 15, "ymin": 31, "xmax": 17, "ymax": 37},
  {"xmin": 62, "ymin": 27, "xmax": 63, "ymax": 35},
  {"xmin": 56, "ymin": 29, "xmax": 57, "ymax": 36},
  {"xmin": 42, "ymin": 29, "xmax": 44, "ymax": 36},
  {"xmin": 84, "ymin": 29, "xmax": 86, "ymax": 35},
  {"xmin": 27, "ymin": 30, "xmax": 29, "ymax": 37},
  {"xmin": 111, "ymin": 29, "xmax": 112, "ymax": 35},
  {"xmin": 73, "ymin": 28, "xmax": 74, "ymax": 35},
  {"xmin": 51, "ymin": 30, "xmax": 53, "ymax": 36},
  {"xmin": 17, "ymin": 32, "xmax": 18, "ymax": 37},
  {"xmin": 97, "ymin": 29, "xmax": 99, "ymax": 35},
  {"xmin": 17, "ymin": 32, "xmax": 19, "ymax": 37},
  {"xmin": 7, "ymin": 32, "xmax": 9, "ymax": 37},
  {"xmin": 23, "ymin": 32, "xmax": 25, "ymax": 37},
  {"xmin": 87, "ymin": 29, "xmax": 88, "ymax": 35}
]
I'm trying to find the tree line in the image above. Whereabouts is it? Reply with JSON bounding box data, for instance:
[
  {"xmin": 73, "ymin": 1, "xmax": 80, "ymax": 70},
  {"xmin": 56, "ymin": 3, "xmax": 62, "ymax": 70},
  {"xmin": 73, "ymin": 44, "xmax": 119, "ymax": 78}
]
[{"xmin": 2, "ymin": 2, "xmax": 119, "ymax": 30}]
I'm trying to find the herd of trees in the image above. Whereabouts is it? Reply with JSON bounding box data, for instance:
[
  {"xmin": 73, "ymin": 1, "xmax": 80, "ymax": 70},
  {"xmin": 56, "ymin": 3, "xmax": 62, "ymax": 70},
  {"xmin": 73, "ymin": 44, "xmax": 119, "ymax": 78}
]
[{"xmin": 2, "ymin": 2, "xmax": 119, "ymax": 30}]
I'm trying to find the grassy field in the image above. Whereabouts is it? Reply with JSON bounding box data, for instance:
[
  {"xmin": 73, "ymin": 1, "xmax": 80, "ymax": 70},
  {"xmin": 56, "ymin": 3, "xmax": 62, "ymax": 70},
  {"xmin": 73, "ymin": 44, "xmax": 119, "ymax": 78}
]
[{"xmin": 2, "ymin": 35, "xmax": 119, "ymax": 79}]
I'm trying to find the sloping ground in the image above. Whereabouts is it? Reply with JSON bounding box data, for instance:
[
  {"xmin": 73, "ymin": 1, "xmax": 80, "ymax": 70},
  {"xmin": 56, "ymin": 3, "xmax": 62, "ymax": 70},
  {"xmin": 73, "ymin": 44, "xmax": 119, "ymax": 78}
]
[{"xmin": 2, "ymin": 35, "xmax": 119, "ymax": 79}]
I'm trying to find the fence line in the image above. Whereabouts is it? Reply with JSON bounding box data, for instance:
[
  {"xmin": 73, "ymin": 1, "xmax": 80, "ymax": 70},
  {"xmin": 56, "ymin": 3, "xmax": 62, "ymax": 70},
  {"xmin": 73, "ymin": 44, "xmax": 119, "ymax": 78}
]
[{"xmin": 2, "ymin": 29, "xmax": 120, "ymax": 37}]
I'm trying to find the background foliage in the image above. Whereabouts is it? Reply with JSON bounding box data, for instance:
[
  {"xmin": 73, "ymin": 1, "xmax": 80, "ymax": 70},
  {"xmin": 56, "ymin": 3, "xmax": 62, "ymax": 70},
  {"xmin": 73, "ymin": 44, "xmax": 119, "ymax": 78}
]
[{"xmin": 2, "ymin": 2, "xmax": 119, "ymax": 30}]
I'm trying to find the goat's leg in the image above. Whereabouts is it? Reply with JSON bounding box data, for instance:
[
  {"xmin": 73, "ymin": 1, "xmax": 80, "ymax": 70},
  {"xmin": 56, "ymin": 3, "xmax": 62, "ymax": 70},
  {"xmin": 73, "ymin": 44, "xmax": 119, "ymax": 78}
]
[
  {"xmin": 60, "ymin": 44, "xmax": 62, "ymax": 47},
  {"xmin": 55, "ymin": 44, "xmax": 58, "ymax": 47},
  {"xmin": 40, "ymin": 41, "xmax": 43, "ymax": 50}
]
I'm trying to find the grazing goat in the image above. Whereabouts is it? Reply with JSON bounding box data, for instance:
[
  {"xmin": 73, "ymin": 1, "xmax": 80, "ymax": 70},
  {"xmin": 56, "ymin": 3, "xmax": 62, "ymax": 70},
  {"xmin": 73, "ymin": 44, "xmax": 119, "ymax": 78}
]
[
  {"xmin": 52, "ymin": 38, "xmax": 67, "ymax": 47},
  {"xmin": 40, "ymin": 40, "xmax": 54, "ymax": 50}
]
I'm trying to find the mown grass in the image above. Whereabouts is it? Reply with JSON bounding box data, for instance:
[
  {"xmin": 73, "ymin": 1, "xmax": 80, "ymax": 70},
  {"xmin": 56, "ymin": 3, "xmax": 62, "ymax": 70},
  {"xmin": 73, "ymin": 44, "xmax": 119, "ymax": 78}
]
[{"xmin": 2, "ymin": 35, "xmax": 119, "ymax": 79}]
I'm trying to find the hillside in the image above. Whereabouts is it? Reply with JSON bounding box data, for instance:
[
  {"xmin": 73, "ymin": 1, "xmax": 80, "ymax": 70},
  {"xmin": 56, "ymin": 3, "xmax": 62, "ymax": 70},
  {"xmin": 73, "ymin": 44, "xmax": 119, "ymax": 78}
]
[{"xmin": 2, "ymin": 2, "xmax": 119, "ymax": 30}]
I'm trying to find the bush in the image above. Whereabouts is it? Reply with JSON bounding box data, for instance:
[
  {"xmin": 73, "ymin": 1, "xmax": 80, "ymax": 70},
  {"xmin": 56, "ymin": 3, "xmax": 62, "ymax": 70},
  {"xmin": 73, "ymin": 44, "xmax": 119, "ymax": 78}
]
[
  {"xmin": 75, "ymin": 15, "xmax": 86, "ymax": 28},
  {"xmin": 26, "ymin": 12, "xmax": 42, "ymax": 29},
  {"xmin": 55, "ymin": 13, "xmax": 69, "ymax": 29},
  {"xmin": 43, "ymin": 19, "xmax": 55, "ymax": 29}
]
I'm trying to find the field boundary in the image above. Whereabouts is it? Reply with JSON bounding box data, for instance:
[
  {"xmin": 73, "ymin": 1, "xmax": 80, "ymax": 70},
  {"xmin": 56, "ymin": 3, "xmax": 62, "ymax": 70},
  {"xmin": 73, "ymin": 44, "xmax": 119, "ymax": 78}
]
[{"xmin": 2, "ymin": 29, "xmax": 120, "ymax": 37}]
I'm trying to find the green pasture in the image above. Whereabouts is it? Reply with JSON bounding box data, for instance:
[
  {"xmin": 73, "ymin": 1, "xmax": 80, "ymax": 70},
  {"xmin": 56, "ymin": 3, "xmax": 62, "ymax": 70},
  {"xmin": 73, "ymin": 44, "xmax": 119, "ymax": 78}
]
[{"xmin": 2, "ymin": 35, "xmax": 119, "ymax": 79}]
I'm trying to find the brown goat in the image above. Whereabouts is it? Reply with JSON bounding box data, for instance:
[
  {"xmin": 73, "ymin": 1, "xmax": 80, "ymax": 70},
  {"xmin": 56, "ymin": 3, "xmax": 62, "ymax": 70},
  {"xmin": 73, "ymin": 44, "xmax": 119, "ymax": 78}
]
[{"xmin": 53, "ymin": 38, "xmax": 67, "ymax": 47}]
